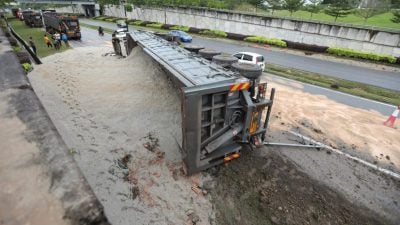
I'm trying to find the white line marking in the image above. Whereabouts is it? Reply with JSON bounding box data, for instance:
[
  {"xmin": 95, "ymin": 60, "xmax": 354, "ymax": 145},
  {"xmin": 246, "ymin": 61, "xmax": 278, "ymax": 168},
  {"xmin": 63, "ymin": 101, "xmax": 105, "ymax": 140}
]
[{"xmin": 288, "ymin": 130, "xmax": 400, "ymax": 180}]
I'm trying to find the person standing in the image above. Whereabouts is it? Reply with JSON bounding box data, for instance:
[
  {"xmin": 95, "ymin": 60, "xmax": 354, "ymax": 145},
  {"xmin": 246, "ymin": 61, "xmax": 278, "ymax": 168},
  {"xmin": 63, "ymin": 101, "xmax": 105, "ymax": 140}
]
[
  {"xmin": 28, "ymin": 37, "xmax": 36, "ymax": 55},
  {"xmin": 44, "ymin": 34, "xmax": 52, "ymax": 48},
  {"xmin": 384, "ymin": 105, "xmax": 400, "ymax": 128},
  {"xmin": 61, "ymin": 32, "xmax": 69, "ymax": 47}
]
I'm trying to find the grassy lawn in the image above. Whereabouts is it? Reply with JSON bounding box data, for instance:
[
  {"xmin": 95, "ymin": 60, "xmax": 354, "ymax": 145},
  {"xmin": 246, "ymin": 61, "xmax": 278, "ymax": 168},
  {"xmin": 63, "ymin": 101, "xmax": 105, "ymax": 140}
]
[
  {"xmin": 271, "ymin": 11, "xmax": 400, "ymax": 30},
  {"xmin": 266, "ymin": 63, "xmax": 400, "ymax": 106},
  {"xmin": 8, "ymin": 18, "xmax": 70, "ymax": 58}
]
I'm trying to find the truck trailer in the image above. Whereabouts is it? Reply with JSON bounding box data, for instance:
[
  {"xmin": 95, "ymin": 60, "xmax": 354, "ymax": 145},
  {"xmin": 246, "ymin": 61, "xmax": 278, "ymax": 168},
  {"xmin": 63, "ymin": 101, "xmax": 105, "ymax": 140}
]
[
  {"xmin": 43, "ymin": 12, "xmax": 81, "ymax": 39},
  {"xmin": 23, "ymin": 11, "xmax": 43, "ymax": 27},
  {"xmin": 125, "ymin": 30, "xmax": 275, "ymax": 175}
]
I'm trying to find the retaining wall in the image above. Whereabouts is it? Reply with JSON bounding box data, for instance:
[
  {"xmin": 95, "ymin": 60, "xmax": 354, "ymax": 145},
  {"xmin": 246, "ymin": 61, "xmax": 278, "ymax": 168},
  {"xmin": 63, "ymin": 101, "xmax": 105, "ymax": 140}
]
[{"xmin": 103, "ymin": 6, "xmax": 400, "ymax": 57}]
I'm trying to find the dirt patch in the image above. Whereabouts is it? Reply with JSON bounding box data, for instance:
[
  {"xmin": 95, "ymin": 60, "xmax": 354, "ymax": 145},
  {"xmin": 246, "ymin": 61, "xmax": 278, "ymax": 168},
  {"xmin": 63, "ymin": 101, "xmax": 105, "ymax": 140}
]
[{"xmin": 211, "ymin": 149, "xmax": 390, "ymax": 225}]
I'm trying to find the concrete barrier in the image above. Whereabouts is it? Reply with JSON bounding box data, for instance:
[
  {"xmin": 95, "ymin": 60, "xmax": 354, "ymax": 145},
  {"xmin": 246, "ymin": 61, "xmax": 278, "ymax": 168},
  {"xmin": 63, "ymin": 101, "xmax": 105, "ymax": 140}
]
[{"xmin": 102, "ymin": 6, "xmax": 400, "ymax": 57}]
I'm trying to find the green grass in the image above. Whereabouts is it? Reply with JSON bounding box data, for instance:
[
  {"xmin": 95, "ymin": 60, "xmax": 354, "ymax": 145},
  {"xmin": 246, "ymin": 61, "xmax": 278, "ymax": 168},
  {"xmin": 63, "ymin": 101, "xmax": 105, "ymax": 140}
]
[
  {"xmin": 8, "ymin": 18, "xmax": 70, "ymax": 58},
  {"xmin": 259, "ymin": 10, "xmax": 400, "ymax": 30},
  {"xmin": 266, "ymin": 63, "xmax": 400, "ymax": 105}
]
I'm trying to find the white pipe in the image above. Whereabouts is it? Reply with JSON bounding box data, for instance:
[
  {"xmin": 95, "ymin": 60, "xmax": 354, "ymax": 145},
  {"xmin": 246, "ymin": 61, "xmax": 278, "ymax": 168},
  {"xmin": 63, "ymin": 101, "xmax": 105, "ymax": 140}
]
[{"xmin": 288, "ymin": 131, "xmax": 400, "ymax": 180}]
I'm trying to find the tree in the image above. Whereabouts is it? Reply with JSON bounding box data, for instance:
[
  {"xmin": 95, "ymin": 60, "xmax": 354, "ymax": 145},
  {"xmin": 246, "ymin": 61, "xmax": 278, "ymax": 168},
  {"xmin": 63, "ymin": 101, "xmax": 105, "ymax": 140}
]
[
  {"xmin": 0, "ymin": 0, "xmax": 13, "ymax": 7},
  {"xmin": 304, "ymin": 0, "xmax": 323, "ymax": 18},
  {"xmin": 356, "ymin": 0, "xmax": 390, "ymax": 24},
  {"xmin": 324, "ymin": 0, "xmax": 357, "ymax": 22},
  {"xmin": 266, "ymin": 0, "xmax": 283, "ymax": 15},
  {"xmin": 392, "ymin": 10, "xmax": 400, "ymax": 23},
  {"xmin": 283, "ymin": 0, "xmax": 305, "ymax": 16},
  {"xmin": 392, "ymin": 0, "xmax": 400, "ymax": 8},
  {"xmin": 248, "ymin": 0, "xmax": 264, "ymax": 12}
]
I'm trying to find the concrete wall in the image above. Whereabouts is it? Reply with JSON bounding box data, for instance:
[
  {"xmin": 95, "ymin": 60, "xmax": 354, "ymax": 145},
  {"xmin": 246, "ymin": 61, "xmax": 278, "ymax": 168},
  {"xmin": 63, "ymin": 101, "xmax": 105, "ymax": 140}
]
[{"xmin": 103, "ymin": 6, "xmax": 400, "ymax": 57}]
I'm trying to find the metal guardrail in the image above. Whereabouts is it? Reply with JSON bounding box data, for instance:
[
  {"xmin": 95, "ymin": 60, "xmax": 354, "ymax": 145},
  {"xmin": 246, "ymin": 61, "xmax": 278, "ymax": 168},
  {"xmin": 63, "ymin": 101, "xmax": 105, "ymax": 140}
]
[{"xmin": 5, "ymin": 17, "xmax": 43, "ymax": 64}]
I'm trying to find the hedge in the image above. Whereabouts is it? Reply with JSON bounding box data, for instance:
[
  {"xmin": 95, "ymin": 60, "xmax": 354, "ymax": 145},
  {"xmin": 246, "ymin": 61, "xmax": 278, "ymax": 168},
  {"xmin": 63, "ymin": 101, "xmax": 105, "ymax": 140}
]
[
  {"xmin": 226, "ymin": 32, "xmax": 250, "ymax": 40},
  {"xmin": 16, "ymin": 52, "xmax": 31, "ymax": 64},
  {"xmin": 199, "ymin": 29, "xmax": 227, "ymax": 38},
  {"xmin": 284, "ymin": 40, "xmax": 328, "ymax": 53},
  {"xmin": 327, "ymin": 47, "xmax": 397, "ymax": 64},
  {"xmin": 146, "ymin": 23, "xmax": 163, "ymax": 29},
  {"xmin": 244, "ymin": 36, "xmax": 287, "ymax": 48},
  {"xmin": 188, "ymin": 27, "xmax": 206, "ymax": 33},
  {"xmin": 21, "ymin": 63, "xmax": 32, "ymax": 73},
  {"xmin": 130, "ymin": 20, "xmax": 143, "ymax": 25},
  {"xmin": 169, "ymin": 25, "xmax": 189, "ymax": 32}
]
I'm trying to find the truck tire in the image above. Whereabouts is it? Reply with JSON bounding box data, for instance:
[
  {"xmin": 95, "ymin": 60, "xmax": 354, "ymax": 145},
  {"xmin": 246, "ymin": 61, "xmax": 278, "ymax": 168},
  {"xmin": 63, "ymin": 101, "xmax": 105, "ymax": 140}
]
[
  {"xmin": 199, "ymin": 49, "xmax": 221, "ymax": 60},
  {"xmin": 231, "ymin": 63, "xmax": 263, "ymax": 79},
  {"xmin": 212, "ymin": 54, "xmax": 238, "ymax": 68},
  {"xmin": 184, "ymin": 44, "xmax": 205, "ymax": 54}
]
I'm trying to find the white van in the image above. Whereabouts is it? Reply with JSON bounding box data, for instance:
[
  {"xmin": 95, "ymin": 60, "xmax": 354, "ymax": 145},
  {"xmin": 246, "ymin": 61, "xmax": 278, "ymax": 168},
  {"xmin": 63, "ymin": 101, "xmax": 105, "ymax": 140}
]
[{"xmin": 233, "ymin": 52, "xmax": 265, "ymax": 70}]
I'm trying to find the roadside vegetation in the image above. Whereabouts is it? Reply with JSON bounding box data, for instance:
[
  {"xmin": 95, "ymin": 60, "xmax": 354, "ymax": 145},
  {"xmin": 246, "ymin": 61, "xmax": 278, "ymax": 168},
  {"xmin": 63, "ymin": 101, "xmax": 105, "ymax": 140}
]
[
  {"xmin": 7, "ymin": 18, "xmax": 70, "ymax": 57},
  {"xmin": 266, "ymin": 63, "xmax": 400, "ymax": 105},
  {"xmin": 92, "ymin": 16, "xmax": 400, "ymax": 65},
  {"xmin": 0, "ymin": 18, "xmax": 32, "ymax": 72},
  {"xmin": 120, "ymin": 0, "xmax": 400, "ymax": 29}
]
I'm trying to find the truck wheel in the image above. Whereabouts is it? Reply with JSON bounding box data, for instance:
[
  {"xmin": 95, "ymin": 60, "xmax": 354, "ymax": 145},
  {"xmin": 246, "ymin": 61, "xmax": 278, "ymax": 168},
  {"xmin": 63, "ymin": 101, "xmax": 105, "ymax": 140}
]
[
  {"xmin": 212, "ymin": 54, "xmax": 238, "ymax": 68},
  {"xmin": 231, "ymin": 63, "xmax": 263, "ymax": 79},
  {"xmin": 199, "ymin": 49, "xmax": 221, "ymax": 60},
  {"xmin": 184, "ymin": 44, "xmax": 204, "ymax": 54}
]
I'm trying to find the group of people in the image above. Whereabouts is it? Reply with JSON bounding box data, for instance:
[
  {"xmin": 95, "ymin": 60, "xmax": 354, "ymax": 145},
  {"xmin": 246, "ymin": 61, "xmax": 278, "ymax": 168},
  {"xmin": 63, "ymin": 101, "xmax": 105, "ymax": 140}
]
[{"xmin": 43, "ymin": 32, "xmax": 69, "ymax": 50}]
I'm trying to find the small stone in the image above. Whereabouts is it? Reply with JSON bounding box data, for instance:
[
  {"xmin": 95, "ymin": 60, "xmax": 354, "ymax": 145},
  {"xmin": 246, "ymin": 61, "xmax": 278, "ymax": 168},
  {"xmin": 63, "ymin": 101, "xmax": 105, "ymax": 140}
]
[
  {"xmin": 278, "ymin": 206, "xmax": 283, "ymax": 211},
  {"xmin": 386, "ymin": 155, "xmax": 391, "ymax": 160}
]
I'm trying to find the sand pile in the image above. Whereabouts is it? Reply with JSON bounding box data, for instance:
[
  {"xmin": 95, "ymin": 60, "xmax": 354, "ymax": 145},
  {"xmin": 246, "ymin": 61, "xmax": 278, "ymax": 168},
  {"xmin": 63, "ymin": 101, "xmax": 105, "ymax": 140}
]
[
  {"xmin": 29, "ymin": 46, "xmax": 214, "ymax": 225},
  {"xmin": 266, "ymin": 81, "xmax": 400, "ymax": 171}
]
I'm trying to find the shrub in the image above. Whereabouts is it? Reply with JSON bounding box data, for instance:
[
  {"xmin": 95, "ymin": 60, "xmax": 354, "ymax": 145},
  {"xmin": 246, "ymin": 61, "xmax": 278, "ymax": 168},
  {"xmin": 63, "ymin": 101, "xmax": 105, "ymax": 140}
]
[
  {"xmin": 188, "ymin": 27, "xmax": 206, "ymax": 34},
  {"xmin": 16, "ymin": 52, "xmax": 31, "ymax": 64},
  {"xmin": 161, "ymin": 24, "xmax": 174, "ymax": 29},
  {"xmin": 146, "ymin": 23, "xmax": 163, "ymax": 29},
  {"xmin": 327, "ymin": 47, "xmax": 397, "ymax": 64},
  {"xmin": 12, "ymin": 46, "xmax": 22, "ymax": 52},
  {"xmin": 199, "ymin": 29, "xmax": 227, "ymax": 38},
  {"xmin": 169, "ymin": 25, "xmax": 189, "ymax": 32},
  {"xmin": 21, "ymin": 63, "xmax": 32, "ymax": 73},
  {"xmin": 104, "ymin": 17, "xmax": 115, "ymax": 22},
  {"xmin": 139, "ymin": 21, "xmax": 153, "ymax": 26},
  {"xmin": 226, "ymin": 32, "xmax": 250, "ymax": 40},
  {"xmin": 8, "ymin": 37, "xmax": 18, "ymax": 46},
  {"xmin": 244, "ymin": 36, "xmax": 287, "ymax": 48},
  {"xmin": 112, "ymin": 18, "xmax": 125, "ymax": 22},
  {"xmin": 131, "ymin": 20, "xmax": 143, "ymax": 25},
  {"xmin": 284, "ymin": 40, "xmax": 328, "ymax": 53}
]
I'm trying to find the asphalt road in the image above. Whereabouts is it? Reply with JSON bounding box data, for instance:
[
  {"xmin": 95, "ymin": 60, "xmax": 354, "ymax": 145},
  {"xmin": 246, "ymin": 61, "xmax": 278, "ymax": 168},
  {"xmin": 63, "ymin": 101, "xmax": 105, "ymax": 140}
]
[
  {"xmin": 75, "ymin": 21, "xmax": 396, "ymax": 116},
  {"xmin": 81, "ymin": 19, "xmax": 400, "ymax": 91}
]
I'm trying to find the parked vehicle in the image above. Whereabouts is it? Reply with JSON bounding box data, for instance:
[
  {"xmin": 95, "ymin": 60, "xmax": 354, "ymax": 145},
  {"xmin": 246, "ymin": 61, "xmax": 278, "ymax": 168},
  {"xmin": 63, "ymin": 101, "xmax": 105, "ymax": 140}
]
[
  {"xmin": 23, "ymin": 11, "xmax": 43, "ymax": 27},
  {"xmin": 43, "ymin": 12, "xmax": 81, "ymax": 40},
  {"xmin": 233, "ymin": 52, "xmax": 265, "ymax": 70},
  {"xmin": 116, "ymin": 20, "xmax": 128, "ymax": 31},
  {"xmin": 168, "ymin": 30, "xmax": 192, "ymax": 42}
]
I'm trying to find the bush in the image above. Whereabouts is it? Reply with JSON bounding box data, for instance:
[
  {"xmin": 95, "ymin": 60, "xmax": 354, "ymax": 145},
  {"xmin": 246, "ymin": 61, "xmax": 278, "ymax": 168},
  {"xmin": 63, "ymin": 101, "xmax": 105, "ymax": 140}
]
[
  {"xmin": 139, "ymin": 21, "xmax": 153, "ymax": 26},
  {"xmin": 284, "ymin": 40, "xmax": 328, "ymax": 53},
  {"xmin": 8, "ymin": 37, "xmax": 18, "ymax": 46},
  {"xmin": 112, "ymin": 18, "xmax": 125, "ymax": 22},
  {"xmin": 21, "ymin": 63, "xmax": 32, "ymax": 73},
  {"xmin": 169, "ymin": 25, "xmax": 189, "ymax": 32},
  {"xmin": 327, "ymin": 47, "xmax": 397, "ymax": 64},
  {"xmin": 130, "ymin": 20, "xmax": 143, "ymax": 25},
  {"xmin": 161, "ymin": 24, "xmax": 174, "ymax": 29},
  {"xmin": 226, "ymin": 32, "xmax": 250, "ymax": 40},
  {"xmin": 16, "ymin": 52, "xmax": 31, "ymax": 64},
  {"xmin": 199, "ymin": 29, "xmax": 227, "ymax": 38},
  {"xmin": 146, "ymin": 23, "xmax": 163, "ymax": 29},
  {"xmin": 188, "ymin": 27, "xmax": 206, "ymax": 34},
  {"xmin": 244, "ymin": 36, "xmax": 287, "ymax": 48}
]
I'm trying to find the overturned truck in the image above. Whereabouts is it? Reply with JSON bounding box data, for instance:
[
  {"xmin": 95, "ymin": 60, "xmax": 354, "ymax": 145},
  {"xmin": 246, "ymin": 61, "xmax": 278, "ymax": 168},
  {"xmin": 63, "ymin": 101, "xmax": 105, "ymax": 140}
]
[{"xmin": 126, "ymin": 30, "xmax": 275, "ymax": 175}]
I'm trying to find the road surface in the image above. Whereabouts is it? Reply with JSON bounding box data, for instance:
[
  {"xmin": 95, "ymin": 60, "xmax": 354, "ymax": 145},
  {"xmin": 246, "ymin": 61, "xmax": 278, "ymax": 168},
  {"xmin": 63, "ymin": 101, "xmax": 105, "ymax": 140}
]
[
  {"xmin": 81, "ymin": 19, "xmax": 400, "ymax": 91},
  {"xmin": 74, "ymin": 23, "xmax": 396, "ymax": 116}
]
